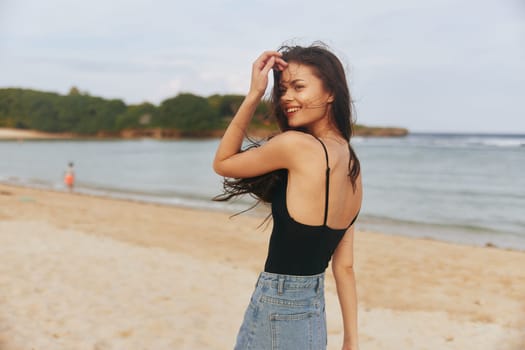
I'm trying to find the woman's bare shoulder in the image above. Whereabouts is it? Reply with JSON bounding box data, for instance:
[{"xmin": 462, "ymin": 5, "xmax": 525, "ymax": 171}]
[
  {"xmin": 269, "ymin": 130, "xmax": 317, "ymax": 150},
  {"xmin": 268, "ymin": 131, "xmax": 323, "ymax": 169}
]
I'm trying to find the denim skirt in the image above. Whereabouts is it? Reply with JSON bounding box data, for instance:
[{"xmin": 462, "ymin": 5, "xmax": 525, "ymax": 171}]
[{"xmin": 234, "ymin": 271, "xmax": 327, "ymax": 350}]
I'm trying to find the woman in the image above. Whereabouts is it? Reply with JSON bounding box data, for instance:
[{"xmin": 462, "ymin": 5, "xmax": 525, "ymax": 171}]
[{"xmin": 213, "ymin": 44, "xmax": 362, "ymax": 350}]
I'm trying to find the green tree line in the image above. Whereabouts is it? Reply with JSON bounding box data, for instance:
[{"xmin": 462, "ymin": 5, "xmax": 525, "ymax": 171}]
[{"xmin": 0, "ymin": 87, "xmax": 273, "ymax": 135}]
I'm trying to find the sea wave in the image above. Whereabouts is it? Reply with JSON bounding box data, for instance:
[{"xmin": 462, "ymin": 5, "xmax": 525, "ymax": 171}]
[
  {"xmin": 463, "ymin": 137, "xmax": 525, "ymax": 148},
  {"xmin": 408, "ymin": 134, "xmax": 525, "ymax": 149},
  {"xmin": 365, "ymin": 183, "xmax": 525, "ymax": 200},
  {"xmin": 358, "ymin": 213, "xmax": 525, "ymax": 251}
]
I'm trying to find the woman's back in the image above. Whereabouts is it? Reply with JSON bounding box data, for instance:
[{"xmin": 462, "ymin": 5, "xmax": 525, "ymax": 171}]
[{"xmin": 285, "ymin": 133, "xmax": 362, "ymax": 230}]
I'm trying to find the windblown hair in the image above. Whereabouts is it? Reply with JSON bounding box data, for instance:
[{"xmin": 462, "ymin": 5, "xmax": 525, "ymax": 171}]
[{"xmin": 214, "ymin": 42, "xmax": 361, "ymax": 207}]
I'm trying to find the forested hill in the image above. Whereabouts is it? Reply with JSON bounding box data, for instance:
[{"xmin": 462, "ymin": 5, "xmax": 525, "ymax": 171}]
[{"xmin": 0, "ymin": 88, "xmax": 408, "ymax": 137}]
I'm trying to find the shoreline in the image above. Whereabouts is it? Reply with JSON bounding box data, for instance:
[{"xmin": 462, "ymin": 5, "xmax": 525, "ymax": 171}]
[
  {"xmin": 0, "ymin": 126, "xmax": 409, "ymax": 140},
  {"xmin": 3, "ymin": 127, "xmax": 524, "ymax": 141},
  {"xmin": 2, "ymin": 180, "xmax": 523, "ymax": 253},
  {"xmin": 1, "ymin": 183, "xmax": 524, "ymax": 349},
  {"xmin": 0, "ymin": 179, "xmax": 269, "ymax": 218}
]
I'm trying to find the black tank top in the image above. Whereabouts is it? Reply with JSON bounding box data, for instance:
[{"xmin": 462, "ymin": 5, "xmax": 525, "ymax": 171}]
[{"xmin": 264, "ymin": 138, "xmax": 359, "ymax": 276}]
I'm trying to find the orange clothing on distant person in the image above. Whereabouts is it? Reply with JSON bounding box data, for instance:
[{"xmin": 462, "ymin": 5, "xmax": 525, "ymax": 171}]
[
  {"xmin": 64, "ymin": 173, "xmax": 75, "ymax": 186},
  {"xmin": 64, "ymin": 163, "xmax": 75, "ymax": 189}
]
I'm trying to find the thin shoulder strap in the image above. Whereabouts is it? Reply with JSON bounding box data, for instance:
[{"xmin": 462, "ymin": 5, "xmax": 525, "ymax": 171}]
[{"xmin": 314, "ymin": 137, "xmax": 330, "ymax": 226}]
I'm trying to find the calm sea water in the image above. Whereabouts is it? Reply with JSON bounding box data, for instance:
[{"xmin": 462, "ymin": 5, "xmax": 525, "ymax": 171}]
[{"xmin": 1, "ymin": 133, "xmax": 524, "ymax": 250}]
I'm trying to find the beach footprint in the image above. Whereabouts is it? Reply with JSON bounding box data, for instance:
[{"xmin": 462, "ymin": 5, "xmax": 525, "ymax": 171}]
[{"xmin": 93, "ymin": 339, "xmax": 112, "ymax": 350}]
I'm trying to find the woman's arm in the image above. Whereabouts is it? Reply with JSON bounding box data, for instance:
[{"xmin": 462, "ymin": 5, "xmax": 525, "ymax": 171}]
[
  {"xmin": 213, "ymin": 51, "xmax": 297, "ymax": 178},
  {"xmin": 332, "ymin": 226, "xmax": 359, "ymax": 350}
]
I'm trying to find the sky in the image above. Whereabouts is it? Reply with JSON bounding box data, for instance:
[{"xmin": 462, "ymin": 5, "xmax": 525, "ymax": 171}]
[{"xmin": 1, "ymin": 0, "xmax": 524, "ymax": 133}]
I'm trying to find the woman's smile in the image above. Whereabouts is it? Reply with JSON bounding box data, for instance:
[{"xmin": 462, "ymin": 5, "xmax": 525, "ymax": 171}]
[{"xmin": 285, "ymin": 105, "xmax": 302, "ymax": 117}]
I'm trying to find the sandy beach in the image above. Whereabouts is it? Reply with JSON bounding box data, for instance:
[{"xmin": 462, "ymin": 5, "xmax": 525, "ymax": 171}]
[
  {"xmin": 0, "ymin": 183, "xmax": 524, "ymax": 349},
  {"xmin": 0, "ymin": 128, "xmax": 72, "ymax": 140}
]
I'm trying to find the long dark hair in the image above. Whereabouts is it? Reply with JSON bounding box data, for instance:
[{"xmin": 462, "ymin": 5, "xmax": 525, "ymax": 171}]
[{"xmin": 214, "ymin": 43, "xmax": 360, "ymax": 206}]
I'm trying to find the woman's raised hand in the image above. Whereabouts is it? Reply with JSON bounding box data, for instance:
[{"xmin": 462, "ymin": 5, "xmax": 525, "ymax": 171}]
[{"xmin": 249, "ymin": 51, "xmax": 288, "ymax": 99}]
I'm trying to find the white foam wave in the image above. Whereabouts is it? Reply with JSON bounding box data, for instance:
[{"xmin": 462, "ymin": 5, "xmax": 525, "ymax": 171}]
[
  {"xmin": 410, "ymin": 134, "xmax": 525, "ymax": 148},
  {"xmin": 469, "ymin": 137, "xmax": 525, "ymax": 148}
]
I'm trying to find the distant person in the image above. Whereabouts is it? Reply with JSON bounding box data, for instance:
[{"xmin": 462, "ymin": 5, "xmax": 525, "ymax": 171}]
[
  {"xmin": 64, "ymin": 162, "xmax": 75, "ymax": 192},
  {"xmin": 213, "ymin": 44, "xmax": 362, "ymax": 350}
]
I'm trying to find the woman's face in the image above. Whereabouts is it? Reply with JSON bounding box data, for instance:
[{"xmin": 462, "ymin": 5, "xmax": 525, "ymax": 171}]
[{"xmin": 279, "ymin": 62, "xmax": 333, "ymax": 129}]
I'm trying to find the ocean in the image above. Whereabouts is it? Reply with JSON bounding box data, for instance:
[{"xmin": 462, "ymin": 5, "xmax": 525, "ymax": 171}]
[{"xmin": 1, "ymin": 133, "xmax": 524, "ymax": 250}]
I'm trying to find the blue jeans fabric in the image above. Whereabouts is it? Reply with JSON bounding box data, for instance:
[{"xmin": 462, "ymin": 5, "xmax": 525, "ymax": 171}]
[{"xmin": 234, "ymin": 271, "xmax": 327, "ymax": 350}]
